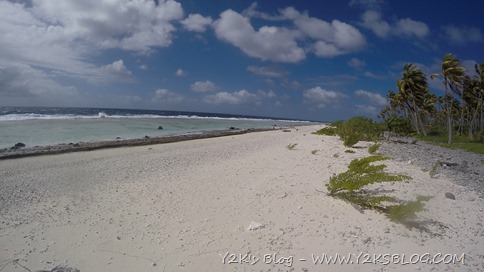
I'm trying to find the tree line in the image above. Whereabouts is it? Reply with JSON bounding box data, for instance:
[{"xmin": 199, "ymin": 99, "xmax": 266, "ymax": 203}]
[{"xmin": 379, "ymin": 53, "xmax": 484, "ymax": 144}]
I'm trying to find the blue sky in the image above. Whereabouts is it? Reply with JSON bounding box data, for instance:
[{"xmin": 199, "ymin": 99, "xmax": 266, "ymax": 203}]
[{"xmin": 0, "ymin": 0, "xmax": 483, "ymax": 121}]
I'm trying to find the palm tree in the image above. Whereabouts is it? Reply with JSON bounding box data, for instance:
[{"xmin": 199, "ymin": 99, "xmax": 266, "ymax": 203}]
[
  {"xmin": 396, "ymin": 63, "xmax": 430, "ymax": 135},
  {"xmin": 432, "ymin": 53, "xmax": 466, "ymax": 144}
]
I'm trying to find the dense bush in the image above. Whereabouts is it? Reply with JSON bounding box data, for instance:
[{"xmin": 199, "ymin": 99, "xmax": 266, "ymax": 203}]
[
  {"xmin": 384, "ymin": 115, "xmax": 414, "ymax": 136},
  {"xmin": 339, "ymin": 116, "xmax": 382, "ymax": 147}
]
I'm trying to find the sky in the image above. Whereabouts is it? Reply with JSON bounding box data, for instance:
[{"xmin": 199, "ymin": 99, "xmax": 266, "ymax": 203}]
[{"xmin": 0, "ymin": 0, "xmax": 483, "ymax": 121}]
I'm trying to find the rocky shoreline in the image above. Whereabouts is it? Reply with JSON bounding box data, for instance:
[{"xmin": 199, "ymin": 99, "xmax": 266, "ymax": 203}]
[
  {"xmin": 378, "ymin": 136, "xmax": 484, "ymax": 198},
  {"xmin": 0, "ymin": 128, "xmax": 276, "ymax": 160}
]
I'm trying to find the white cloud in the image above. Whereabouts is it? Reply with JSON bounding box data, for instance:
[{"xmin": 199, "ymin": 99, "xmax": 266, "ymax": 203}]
[
  {"xmin": 361, "ymin": 10, "xmax": 429, "ymax": 39},
  {"xmin": 0, "ymin": 0, "xmax": 183, "ymax": 88},
  {"xmin": 242, "ymin": 2, "xmax": 285, "ymax": 21},
  {"xmin": 354, "ymin": 90, "xmax": 387, "ymax": 106},
  {"xmin": 0, "ymin": 63, "xmax": 77, "ymax": 98},
  {"xmin": 442, "ymin": 25, "xmax": 483, "ymax": 45},
  {"xmin": 102, "ymin": 60, "xmax": 132, "ymax": 78},
  {"xmin": 213, "ymin": 9, "xmax": 305, "ymax": 63},
  {"xmin": 190, "ymin": 80, "xmax": 217, "ymax": 92},
  {"xmin": 361, "ymin": 10, "xmax": 391, "ymax": 38},
  {"xmin": 153, "ymin": 88, "xmax": 183, "ymax": 103},
  {"xmin": 204, "ymin": 90, "xmax": 259, "ymax": 105},
  {"xmin": 247, "ymin": 66, "xmax": 288, "ymax": 78},
  {"xmin": 31, "ymin": 0, "xmax": 184, "ymax": 53},
  {"xmin": 139, "ymin": 64, "xmax": 148, "ymax": 70},
  {"xmin": 181, "ymin": 14, "xmax": 213, "ymax": 32},
  {"xmin": 303, "ymin": 86, "xmax": 343, "ymax": 108},
  {"xmin": 175, "ymin": 68, "xmax": 186, "ymax": 76},
  {"xmin": 395, "ymin": 18, "xmax": 429, "ymax": 38},
  {"xmin": 281, "ymin": 7, "xmax": 366, "ymax": 57},
  {"xmin": 347, "ymin": 57, "xmax": 366, "ymax": 69}
]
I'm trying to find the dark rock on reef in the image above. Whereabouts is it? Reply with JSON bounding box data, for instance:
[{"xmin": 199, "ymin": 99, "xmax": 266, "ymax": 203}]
[
  {"xmin": 158, "ymin": 126, "xmax": 163, "ymax": 130},
  {"xmin": 11, "ymin": 142, "xmax": 26, "ymax": 149},
  {"xmin": 445, "ymin": 192, "xmax": 456, "ymax": 200},
  {"xmin": 144, "ymin": 135, "xmax": 150, "ymax": 139}
]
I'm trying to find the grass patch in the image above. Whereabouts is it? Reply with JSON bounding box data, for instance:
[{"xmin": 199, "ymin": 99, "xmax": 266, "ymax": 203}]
[
  {"xmin": 345, "ymin": 149, "xmax": 355, "ymax": 153},
  {"xmin": 286, "ymin": 143, "xmax": 297, "ymax": 150},
  {"xmin": 311, "ymin": 149, "xmax": 318, "ymax": 155},
  {"xmin": 368, "ymin": 143, "xmax": 380, "ymax": 154},
  {"xmin": 333, "ymin": 153, "xmax": 340, "ymax": 158},
  {"xmin": 415, "ymin": 134, "xmax": 484, "ymax": 154}
]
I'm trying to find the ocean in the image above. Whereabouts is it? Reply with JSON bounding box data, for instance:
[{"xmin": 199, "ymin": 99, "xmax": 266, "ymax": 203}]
[{"xmin": 0, "ymin": 107, "xmax": 317, "ymax": 149}]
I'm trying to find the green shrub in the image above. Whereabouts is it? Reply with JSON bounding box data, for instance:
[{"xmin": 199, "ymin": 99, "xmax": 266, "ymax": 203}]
[
  {"xmin": 344, "ymin": 149, "xmax": 355, "ymax": 153},
  {"xmin": 368, "ymin": 143, "xmax": 380, "ymax": 154},
  {"xmin": 384, "ymin": 115, "xmax": 414, "ymax": 136},
  {"xmin": 339, "ymin": 116, "xmax": 382, "ymax": 147},
  {"xmin": 311, "ymin": 149, "xmax": 318, "ymax": 155},
  {"xmin": 314, "ymin": 126, "xmax": 337, "ymax": 136}
]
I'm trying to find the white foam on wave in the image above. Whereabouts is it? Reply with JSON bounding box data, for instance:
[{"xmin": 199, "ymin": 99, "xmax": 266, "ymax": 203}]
[{"xmin": 0, "ymin": 113, "xmax": 311, "ymax": 123}]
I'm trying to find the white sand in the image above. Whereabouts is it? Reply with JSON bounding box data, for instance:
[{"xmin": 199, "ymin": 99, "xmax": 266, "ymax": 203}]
[{"xmin": 0, "ymin": 125, "xmax": 482, "ymax": 271}]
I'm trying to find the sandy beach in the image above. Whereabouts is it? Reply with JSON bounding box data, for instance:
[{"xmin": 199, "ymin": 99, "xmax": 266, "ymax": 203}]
[{"xmin": 0, "ymin": 125, "xmax": 482, "ymax": 272}]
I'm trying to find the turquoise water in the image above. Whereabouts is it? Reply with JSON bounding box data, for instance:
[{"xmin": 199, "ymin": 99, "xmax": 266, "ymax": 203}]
[{"xmin": 0, "ymin": 116, "xmax": 315, "ymax": 149}]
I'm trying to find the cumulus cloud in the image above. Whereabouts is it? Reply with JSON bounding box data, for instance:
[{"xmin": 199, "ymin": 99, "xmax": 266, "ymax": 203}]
[
  {"xmin": 153, "ymin": 88, "xmax": 183, "ymax": 103},
  {"xmin": 281, "ymin": 7, "xmax": 366, "ymax": 57},
  {"xmin": 0, "ymin": 0, "xmax": 183, "ymax": 87},
  {"xmin": 0, "ymin": 63, "xmax": 77, "ymax": 98},
  {"xmin": 213, "ymin": 6, "xmax": 366, "ymax": 61},
  {"xmin": 190, "ymin": 80, "xmax": 217, "ymax": 92},
  {"xmin": 361, "ymin": 10, "xmax": 429, "ymax": 39},
  {"xmin": 31, "ymin": 0, "xmax": 183, "ymax": 52},
  {"xmin": 354, "ymin": 90, "xmax": 387, "ymax": 106},
  {"xmin": 204, "ymin": 90, "xmax": 259, "ymax": 105},
  {"xmin": 303, "ymin": 86, "xmax": 343, "ymax": 108},
  {"xmin": 102, "ymin": 60, "xmax": 132, "ymax": 78},
  {"xmin": 242, "ymin": 2, "xmax": 285, "ymax": 21},
  {"xmin": 347, "ymin": 57, "xmax": 366, "ymax": 69},
  {"xmin": 247, "ymin": 66, "xmax": 288, "ymax": 78},
  {"xmin": 213, "ymin": 9, "xmax": 305, "ymax": 63},
  {"xmin": 181, "ymin": 14, "xmax": 213, "ymax": 32},
  {"xmin": 442, "ymin": 25, "xmax": 483, "ymax": 45},
  {"xmin": 394, "ymin": 18, "xmax": 429, "ymax": 38},
  {"xmin": 360, "ymin": 10, "xmax": 391, "ymax": 38}
]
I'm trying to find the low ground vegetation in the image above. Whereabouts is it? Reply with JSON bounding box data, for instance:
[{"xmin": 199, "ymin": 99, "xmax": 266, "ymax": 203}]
[{"xmin": 326, "ymin": 155, "xmax": 432, "ymax": 228}]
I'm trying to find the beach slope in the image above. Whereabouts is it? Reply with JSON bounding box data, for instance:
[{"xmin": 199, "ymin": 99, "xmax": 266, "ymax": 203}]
[{"xmin": 0, "ymin": 125, "xmax": 482, "ymax": 271}]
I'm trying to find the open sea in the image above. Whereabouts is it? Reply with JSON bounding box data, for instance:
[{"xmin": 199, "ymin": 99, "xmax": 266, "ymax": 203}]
[{"xmin": 0, "ymin": 107, "xmax": 318, "ymax": 149}]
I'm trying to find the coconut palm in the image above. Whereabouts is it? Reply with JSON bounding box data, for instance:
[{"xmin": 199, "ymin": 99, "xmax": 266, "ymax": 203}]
[
  {"xmin": 433, "ymin": 53, "xmax": 466, "ymax": 144},
  {"xmin": 396, "ymin": 63, "xmax": 430, "ymax": 135}
]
